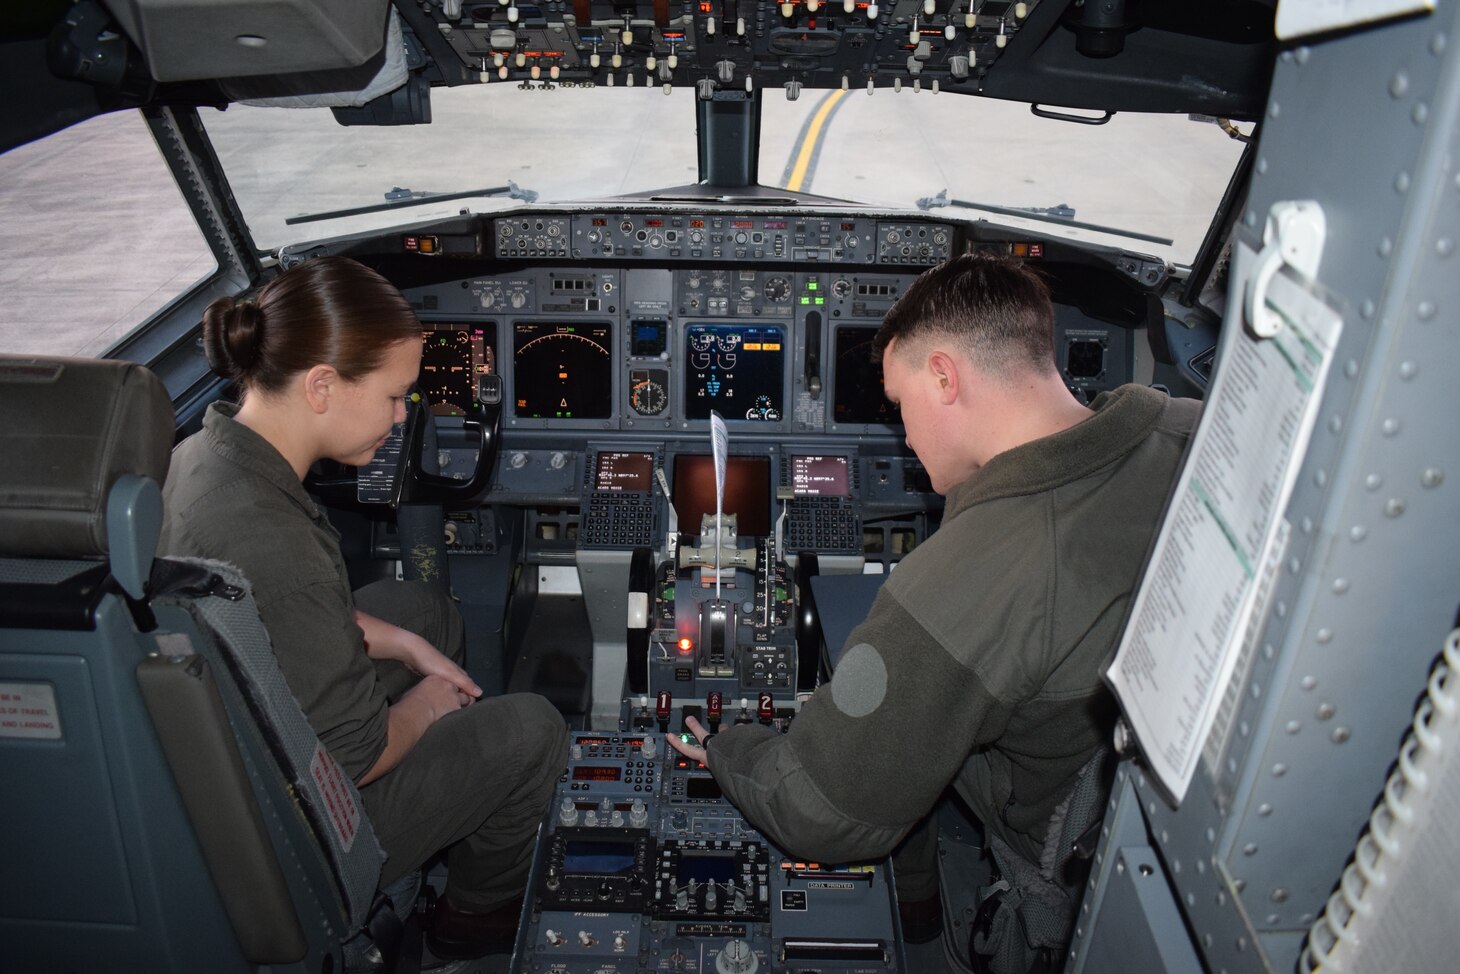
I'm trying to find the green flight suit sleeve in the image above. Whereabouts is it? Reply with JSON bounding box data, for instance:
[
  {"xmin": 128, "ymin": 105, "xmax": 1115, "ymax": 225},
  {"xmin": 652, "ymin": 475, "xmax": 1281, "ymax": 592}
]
[{"xmin": 706, "ymin": 592, "xmax": 1015, "ymax": 865}]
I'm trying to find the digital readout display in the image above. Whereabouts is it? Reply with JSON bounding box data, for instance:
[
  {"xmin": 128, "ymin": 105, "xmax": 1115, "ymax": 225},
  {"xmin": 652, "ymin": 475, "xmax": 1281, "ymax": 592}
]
[
  {"xmin": 420, "ymin": 325, "xmax": 495, "ymax": 417},
  {"xmin": 686, "ymin": 776, "xmax": 723, "ymax": 800},
  {"xmin": 791, "ymin": 455, "xmax": 850, "ymax": 497},
  {"xmin": 595, "ymin": 451, "xmax": 654, "ymax": 492},
  {"xmin": 563, "ymin": 840, "xmax": 637, "ymax": 876},
  {"xmin": 684, "ymin": 323, "xmax": 785, "ymax": 422},
  {"xmin": 572, "ymin": 766, "xmax": 622, "ymax": 781},
  {"xmin": 677, "ymin": 851, "xmax": 737, "ymax": 884}
]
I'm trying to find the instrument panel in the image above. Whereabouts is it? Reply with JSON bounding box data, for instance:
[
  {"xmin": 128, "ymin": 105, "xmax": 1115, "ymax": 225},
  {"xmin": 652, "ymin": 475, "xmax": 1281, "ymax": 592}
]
[
  {"xmin": 386, "ymin": 210, "xmax": 1141, "ymax": 442},
  {"xmin": 296, "ymin": 207, "xmax": 1148, "ymax": 511},
  {"xmin": 513, "ymin": 719, "xmax": 906, "ymax": 973}
]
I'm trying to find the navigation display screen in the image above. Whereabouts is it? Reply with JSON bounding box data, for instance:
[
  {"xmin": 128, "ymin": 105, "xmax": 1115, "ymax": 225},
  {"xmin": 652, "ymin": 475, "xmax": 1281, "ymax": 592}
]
[
  {"xmin": 595, "ymin": 451, "xmax": 654, "ymax": 492},
  {"xmin": 684, "ymin": 323, "xmax": 785, "ymax": 421},
  {"xmin": 513, "ymin": 322, "xmax": 612, "ymax": 419},
  {"xmin": 420, "ymin": 324, "xmax": 495, "ymax": 416},
  {"xmin": 563, "ymin": 840, "xmax": 637, "ymax": 876},
  {"xmin": 672, "ymin": 454, "xmax": 771, "ymax": 537},
  {"xmin": 791, "ymin": 455, "xmax": 850, "ymax": 497},
  {"xmin": 832, "ymin": 326, "xmax": 900, "ymax": 426},
  {"xmin": 677, "ymin": 851, "xmax": 737, "ymax": 883}
]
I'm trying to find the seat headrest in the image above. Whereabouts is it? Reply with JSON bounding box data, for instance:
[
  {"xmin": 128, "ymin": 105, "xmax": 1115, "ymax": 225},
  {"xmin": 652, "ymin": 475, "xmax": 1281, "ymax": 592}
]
[{"xmin": 0, "ymin": 357, "xmax": 174, "ymax": 573}]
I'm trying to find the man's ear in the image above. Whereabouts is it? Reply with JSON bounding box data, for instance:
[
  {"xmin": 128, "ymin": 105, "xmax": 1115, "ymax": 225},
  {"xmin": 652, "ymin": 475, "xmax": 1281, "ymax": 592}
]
[
  {"xmin": 302, "ymin": 363, "xmax": 339, "ymax": 415},
  {"xmin": 927, "ymin": 350, "xmax": 960, "ymax": 405}
]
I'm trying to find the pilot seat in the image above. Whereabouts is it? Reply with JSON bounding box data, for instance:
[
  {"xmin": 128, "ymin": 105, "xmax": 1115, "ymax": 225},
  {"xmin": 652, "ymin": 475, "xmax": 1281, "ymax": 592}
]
[{"xmin": 0, "ymin": 355, "xmax": 405, "ymax": 973}]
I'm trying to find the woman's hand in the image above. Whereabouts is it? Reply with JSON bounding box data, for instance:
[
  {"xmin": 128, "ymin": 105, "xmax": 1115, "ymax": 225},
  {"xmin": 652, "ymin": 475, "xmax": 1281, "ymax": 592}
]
[
  {"xmin": 408, "ymin": 641, "xmax": 483, "ymax": 700},
  {"xmin": 356, "ymin": 609, "xmax": 482, "ymax": 699},
  {"xmin": 408, "ymin": 673, "xmax": 476, "ymax": 722}
]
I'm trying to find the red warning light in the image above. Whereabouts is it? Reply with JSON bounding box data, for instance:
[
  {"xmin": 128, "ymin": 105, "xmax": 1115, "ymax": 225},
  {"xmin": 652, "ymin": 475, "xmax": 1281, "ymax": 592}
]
[{"xmin": 677, "ymin": 637, "xmax": 694, "ymax": 655}]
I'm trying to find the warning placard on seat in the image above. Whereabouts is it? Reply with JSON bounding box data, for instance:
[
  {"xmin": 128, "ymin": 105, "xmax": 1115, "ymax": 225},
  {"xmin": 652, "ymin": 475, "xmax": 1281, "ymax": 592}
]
[
  {"xmin": 310, "ymin": 742, "xmax": 360, "ymax": 853},
  {"xmin": 0, "ymin": 682, "xmax": 62, "ymax": 740}
]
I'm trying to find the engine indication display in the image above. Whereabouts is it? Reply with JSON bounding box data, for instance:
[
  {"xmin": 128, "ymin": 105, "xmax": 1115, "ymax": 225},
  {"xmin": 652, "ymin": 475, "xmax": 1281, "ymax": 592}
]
[
  {"xmin": 684, "ymin": 323, "xmax": 785, "ymax": 421},
  {"xmin": 513, "ymin": 322, "xmax": 612, "ymax": 419},
  {"xmin": 420, "ymin": 324, "xmax": 495, "ymax": 416}
]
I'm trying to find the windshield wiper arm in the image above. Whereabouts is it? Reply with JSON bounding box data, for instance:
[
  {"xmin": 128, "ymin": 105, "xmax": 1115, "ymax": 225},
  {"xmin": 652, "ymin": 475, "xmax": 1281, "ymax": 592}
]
[
  {"xmin": 285, "ymin": 182, "xmax": 539, "ymax": 226},
  {"xmin": 917, "ymin": 190, "xmax": 1173, "ymax": 248}
]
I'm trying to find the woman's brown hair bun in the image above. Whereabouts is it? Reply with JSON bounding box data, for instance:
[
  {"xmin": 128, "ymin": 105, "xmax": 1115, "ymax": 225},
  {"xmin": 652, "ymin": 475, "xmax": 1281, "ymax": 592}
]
[{"xmin": 201, "ymin": 296, "xmax": 266, "ymax": 384}]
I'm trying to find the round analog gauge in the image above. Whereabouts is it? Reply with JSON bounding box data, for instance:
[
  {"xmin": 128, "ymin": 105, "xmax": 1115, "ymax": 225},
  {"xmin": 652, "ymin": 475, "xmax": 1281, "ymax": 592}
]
[
  {"xmin": 745, "ymin": 395, "xmax": 780, "ymax": 421},
  {"xmin": 763, "ymin": 276, "xmax": 790, "ymax": 302},
  {"xmin": 630, "ymin": 376, "xmax": 667, "ymax": 416},
  {"xmin": 689, "ymin": 333, "xmax": 716, "ymax": 353}
]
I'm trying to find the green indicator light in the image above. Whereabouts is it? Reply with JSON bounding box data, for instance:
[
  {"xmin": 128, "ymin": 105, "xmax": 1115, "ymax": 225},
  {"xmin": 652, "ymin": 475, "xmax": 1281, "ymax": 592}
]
[
  {"xmin": 807, "ymin": 281, "xmax": 818, "ymax": 290},
  {"xmin": 814, "ymin": 297, "xmax": 825, "ymax": 305},
  {"xmin": 800, "ymin": 297, "xmax": 810, "ymax": 305}
]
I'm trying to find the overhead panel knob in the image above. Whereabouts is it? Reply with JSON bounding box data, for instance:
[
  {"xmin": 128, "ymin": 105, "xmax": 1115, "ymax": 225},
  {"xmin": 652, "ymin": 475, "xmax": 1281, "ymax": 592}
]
[{"xmin": 716, "ymin": 58, "xmax": 736, "ymax": 83}]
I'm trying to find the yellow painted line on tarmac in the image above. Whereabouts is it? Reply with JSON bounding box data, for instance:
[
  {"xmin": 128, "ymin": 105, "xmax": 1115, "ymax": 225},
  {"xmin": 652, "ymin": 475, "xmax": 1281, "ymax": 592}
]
[{"xmin": 785, "ymin": 88, "xmax": 849, "ymax": 192}]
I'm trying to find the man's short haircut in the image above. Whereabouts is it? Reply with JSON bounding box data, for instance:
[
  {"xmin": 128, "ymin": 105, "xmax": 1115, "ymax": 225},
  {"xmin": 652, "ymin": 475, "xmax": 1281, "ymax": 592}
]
[{"xmin": 873, "ymin": 253, "xmax": 1056, "ymax": 377}]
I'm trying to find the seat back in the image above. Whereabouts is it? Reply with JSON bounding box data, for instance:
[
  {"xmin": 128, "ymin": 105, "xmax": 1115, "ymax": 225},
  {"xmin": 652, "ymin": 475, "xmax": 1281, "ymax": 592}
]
[{"xmin": 0, "ymin": 355, "xmax": 380, "ymax": 972}]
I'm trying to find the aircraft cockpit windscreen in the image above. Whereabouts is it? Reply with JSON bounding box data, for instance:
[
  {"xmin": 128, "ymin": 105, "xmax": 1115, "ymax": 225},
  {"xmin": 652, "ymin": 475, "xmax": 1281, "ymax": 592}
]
[{"xmin": 200, "ymin": 86, "xmax": 1246, "ymax": 267}]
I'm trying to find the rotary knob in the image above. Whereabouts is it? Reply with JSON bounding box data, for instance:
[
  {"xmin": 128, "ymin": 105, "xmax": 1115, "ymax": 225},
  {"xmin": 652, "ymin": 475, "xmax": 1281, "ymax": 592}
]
[{"xmin": 716, "ymin": 938, "xmax": 758, "ymax": 974}]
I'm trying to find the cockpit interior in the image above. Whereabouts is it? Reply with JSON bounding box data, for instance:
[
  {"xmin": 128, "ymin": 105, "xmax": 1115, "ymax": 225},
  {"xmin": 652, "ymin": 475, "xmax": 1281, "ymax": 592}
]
[{"xmin": 2, "ymin": 2, "xmax": 1457, "ymax": 974}]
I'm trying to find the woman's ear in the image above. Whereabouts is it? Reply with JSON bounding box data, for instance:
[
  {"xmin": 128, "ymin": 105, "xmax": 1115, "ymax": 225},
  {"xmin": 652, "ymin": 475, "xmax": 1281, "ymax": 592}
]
[{"xmin": 301, "ymin": 363, "xmax": 340, "ymax": 415}]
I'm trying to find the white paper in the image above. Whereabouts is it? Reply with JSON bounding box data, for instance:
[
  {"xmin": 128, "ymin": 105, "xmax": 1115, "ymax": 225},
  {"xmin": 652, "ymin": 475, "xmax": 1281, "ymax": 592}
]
[
  {"xmin": 1107, "ymin": 244, "xmax": 1343, "ymax": 803},
  {"xmin": 711, "ymin": 410, "xmax": 729, "ymax": 598},
  {"xmin": 1275, "ymin": 0, "xmax": 1433, "ymax": 40}
]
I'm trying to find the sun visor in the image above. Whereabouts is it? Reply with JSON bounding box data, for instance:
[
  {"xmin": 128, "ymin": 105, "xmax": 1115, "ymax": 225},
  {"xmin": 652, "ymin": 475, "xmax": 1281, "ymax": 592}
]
[
  {"xmin": 223, "ymin": 8, "xmax": 408, "ymax": 108},
  {"xmin": 101, "ymin": 0, "xmax": 391, "ymax": 83}
]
